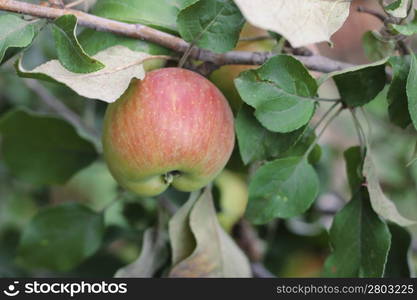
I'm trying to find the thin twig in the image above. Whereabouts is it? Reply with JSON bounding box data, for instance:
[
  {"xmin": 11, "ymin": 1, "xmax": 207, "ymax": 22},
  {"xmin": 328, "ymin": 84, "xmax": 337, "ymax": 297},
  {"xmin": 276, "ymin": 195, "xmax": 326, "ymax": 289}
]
[
  {"xmin": 310, "ymin": 101, "xmax": 341, "ymax": 138},
  {"xmin": 357, "ymin": 5, "xmax": 387, "ymax": 23},
  {"xmin": 304, "ymin": 106, "xmax": 344, "ymax": 159},
  {"xmin": 0, "ymin": 0, "xmax": 354, "ymax": 73},
  {"xmin": 22, "ymin": 78, "xmax": 99, "ymax": 139},
  {"xmin": 357, "ymin": 3, "xmax": 411, "ymax": 56},
  {"xmin": 359, "ymin": 107, "xmax": 373, "ymax": 145},
  {"xmin": 315, "ymin": 97, "xmax": 340, "ymax": 103},
  {"xmin": 350, "ymin": 109, "xmax": 366, "ymax": 156},
  {"xmin": 157, "ymin": 196, "xmax": 178, "ymax": 215},
  {"xmin": 178, "ymin": 44, "xmax": 195, "ymax": 68},
  {"xmin": 239, "ymin": 35, "xmax": 272, "ymax": 42},
  {"xmin": 251, "ymin": 262, "xmax": 276, "ymax": 278},
  {"xmin": 65, "ymin": 0, "xmax": 87, "ymax": 9}
]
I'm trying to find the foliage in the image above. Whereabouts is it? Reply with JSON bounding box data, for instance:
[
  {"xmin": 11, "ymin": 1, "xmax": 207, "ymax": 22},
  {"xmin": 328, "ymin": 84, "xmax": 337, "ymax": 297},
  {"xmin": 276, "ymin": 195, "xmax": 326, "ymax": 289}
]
[{"xmin": 0, "ymin": 0, "xmax": 416, "ymax": 278}]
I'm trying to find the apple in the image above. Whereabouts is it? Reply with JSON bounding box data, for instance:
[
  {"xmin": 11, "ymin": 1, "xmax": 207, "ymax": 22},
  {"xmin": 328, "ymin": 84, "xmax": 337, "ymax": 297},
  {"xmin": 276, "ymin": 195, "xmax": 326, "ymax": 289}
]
[
  {"xmin": 214, "ymin": 170, "xmax": 248, "ymax": 232},
  {"xmin": 102, "ymin": 68, "xmax": 235, "ymax": 197}
]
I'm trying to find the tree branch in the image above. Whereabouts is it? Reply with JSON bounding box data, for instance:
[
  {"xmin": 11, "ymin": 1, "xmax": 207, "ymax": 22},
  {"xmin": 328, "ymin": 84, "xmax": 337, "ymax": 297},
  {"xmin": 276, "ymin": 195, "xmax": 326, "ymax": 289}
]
[{"xmin": 0, "ymin": 0, "xmax": 354, "ymax": 73}]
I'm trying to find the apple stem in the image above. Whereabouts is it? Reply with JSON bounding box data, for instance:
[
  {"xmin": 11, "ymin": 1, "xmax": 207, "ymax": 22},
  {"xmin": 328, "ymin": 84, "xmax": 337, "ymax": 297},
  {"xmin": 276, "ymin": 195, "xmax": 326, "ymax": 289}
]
[
  {"xmin": 163, "ymin": 173, "xmax": 174, "ymax": 185},
  {"xmin": 163, "ymin": 170, "xmax": 181, "ymax": 185}
]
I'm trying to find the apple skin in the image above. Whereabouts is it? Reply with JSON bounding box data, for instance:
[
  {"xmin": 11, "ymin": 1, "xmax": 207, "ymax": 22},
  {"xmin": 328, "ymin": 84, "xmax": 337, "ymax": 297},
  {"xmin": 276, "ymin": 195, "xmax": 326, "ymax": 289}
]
[{"xmin": 102, "ymin": 68, "xmax": 235, "ymax": 197}]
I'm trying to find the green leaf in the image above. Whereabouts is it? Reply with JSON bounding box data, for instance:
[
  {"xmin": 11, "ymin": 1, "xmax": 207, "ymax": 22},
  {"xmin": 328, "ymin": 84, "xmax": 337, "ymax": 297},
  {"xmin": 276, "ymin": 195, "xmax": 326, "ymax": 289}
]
[
  {"xmin": 235, "ymin": 55, "xmax": 317, "ymax": 133},
  {"xmin": 0, "ymin": 14, "xmax": 42, "ymax": 64},
  {"xmin": 385, "ymin": 224, "xmax": 413, "ymax": 278},
  {"xmin": 169, "ymin": 191, "xmax": 199, "ymax": 266},
  {"xmin": 0, "ymin": 109, "xmax": 98, "ymax": 185},
  {"xmin": 387, "ymin": 56, "xmax": 412, "ymax": 128},
  {"xmin": 344, "ymin": 146, "xmax": 365, "ymax": 193},
  {"xmin": 321, "ymin": 59, "xmax": 387, "ymax": 107},
  {"xmin": 363, "ymin": 150, "xmax": 415, "ymax": 227},
  {"xmin": 52, "ymin": 15, "xmax": 104, "ymax": 73},
  {"xmin": 176, "ymin": 0, "xmax": 200, "ymax": 9},
  {"xmin": 169, "ymin": 188, "xmax": 251, "ymax": 277},
  {"xmin": 78, "ymin": 29, "xmax": 172, "ymax": 56},
  {"xmin": 323, "ymin": 187, "xmax": 391, "ymax": 277},
  {"xmin": 52, "ymin": 161, "xmax": 118, "ymax": 212},
  {"xmin": 246, "ymin": 157, "xmax": 319, "ymax": 224},
  {"xmin": 92, "ymin": 0, "xmax": 180, "ymax": 33},
  {"xmin": 177, "ymin": 0, "xmax": 245, "ymax": 53},
  {"xmin": 18, "ymin": 203, "xmax": 104, "ymax": 271},
  {"xmin": 406, "ymin": 54, "xmax": 417, "ymax": 130},
  {"xmin": 385, "ymin": 0, "xmax": 410, "ymax": 18},
  {"xmin": 235, "ymin": 104, "xmax": 306, "ymax": 164},
  {"xmin": 362, "ymin": 31, "xmax": 396, "ymax": 62},
  {"xmin": 115, "ymin": 227, "xmax": 169, "ymax": 277},
  {"xmin": 390, "ymin": 10, "xmax": 417, "ymax": 35}
]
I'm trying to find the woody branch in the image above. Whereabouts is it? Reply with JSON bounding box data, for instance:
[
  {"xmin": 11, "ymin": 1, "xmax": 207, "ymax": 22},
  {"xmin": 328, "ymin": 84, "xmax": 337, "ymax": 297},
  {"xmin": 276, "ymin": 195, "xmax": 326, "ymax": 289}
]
[{"xmin": 0, "ymin": 0, "xmax": 354, "ymax": 73}]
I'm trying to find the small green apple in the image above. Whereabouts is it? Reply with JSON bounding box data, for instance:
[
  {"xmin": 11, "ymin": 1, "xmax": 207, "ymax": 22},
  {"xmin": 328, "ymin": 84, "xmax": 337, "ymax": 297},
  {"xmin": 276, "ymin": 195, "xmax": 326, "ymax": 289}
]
[
  {"xmin": 215, "ymin": 170, "xmax": 248, "ymax": 232},
  {"xmin": 102, "ymin": 68, "xmax": 235, "ymax": 197}
]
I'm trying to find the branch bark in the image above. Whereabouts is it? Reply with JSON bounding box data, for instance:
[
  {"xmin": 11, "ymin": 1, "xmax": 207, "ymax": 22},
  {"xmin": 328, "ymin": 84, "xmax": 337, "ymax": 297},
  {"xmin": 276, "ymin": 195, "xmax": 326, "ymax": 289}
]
[{"xmin": 0, "ymin": 0, "xmax": 354, "ymax": 73}]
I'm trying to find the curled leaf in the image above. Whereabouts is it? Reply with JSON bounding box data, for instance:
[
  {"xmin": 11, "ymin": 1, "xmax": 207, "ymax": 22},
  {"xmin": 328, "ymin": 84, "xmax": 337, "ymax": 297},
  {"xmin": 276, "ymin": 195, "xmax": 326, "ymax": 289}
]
[
  {"xmin": 233, "ymin": 0, "xmax": 350, "ymax": 47},
  {"xmin": 169, "ymin": 189, "xmax": 251, "ymax": 278},
  {"xmin": 16, "ymin": 46, "xmax": 167, "ymax": 103},
  {"xmin": 363, "ymin": 152, "xmax": 415, "ymax": 227}
]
